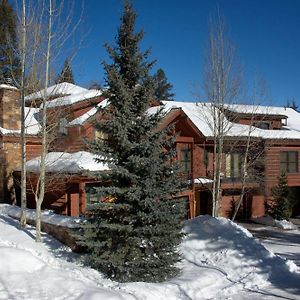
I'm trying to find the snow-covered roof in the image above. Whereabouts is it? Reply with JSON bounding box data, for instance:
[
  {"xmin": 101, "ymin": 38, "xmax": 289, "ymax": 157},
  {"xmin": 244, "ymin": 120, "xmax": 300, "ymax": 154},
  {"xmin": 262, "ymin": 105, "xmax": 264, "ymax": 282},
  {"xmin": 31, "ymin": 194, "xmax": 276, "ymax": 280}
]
[
  {"xmin": 43, "ymin": 89, "xmax": 102, "ymax": 108},
  {"xmin": 25, "ymin": 82, "xmax": 88, "ymax": 102},
  {"xmin": 0, "ymin": 107, "xmax": 40, "ymax": 136},
  {"xmin": 158, "ymin": 101, "xmax": 218, "ymax": 137},
  {"xmin": 67, "ymin": 99, "xmax": 109, "ymax": 126},
  {"xmin": 0, "ymin": 84, "xmax": 18, "ymax": 91},
  {"xmin": 24, "ymin": 107, "xmax": 40, "ymax": 134},
  {"xmin": 23, "ymin": 151, "xmax": 108, "ymax": 173},
  {"xmin": 194, "ymin": 177, "xmax": 214, "ymax": 184},
  {"xmin": 156, "ymin": 101, "xmax": 300, "ymax": 140},
  {"xmin": 224, "ymin": 104, "xmax": 289, "ymax": 117}
]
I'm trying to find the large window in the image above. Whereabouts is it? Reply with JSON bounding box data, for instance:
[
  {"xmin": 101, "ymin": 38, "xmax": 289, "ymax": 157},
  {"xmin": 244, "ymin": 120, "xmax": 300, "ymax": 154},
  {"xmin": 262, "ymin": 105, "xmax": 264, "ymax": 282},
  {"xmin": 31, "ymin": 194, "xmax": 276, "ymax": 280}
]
[
  {"xmin": 225, "ymin": 153, "xmax": 243, "ymax": 179},
  {"xmin": 253, "ymin": 121, "xmax": 270, "ymax": 130},
  {"xmin": 280, "ymin": 151, "xmax": 298, "ymax": 173},
  {"xmin": 58, "ymin": 118, "xmax": 68, "ymax": 135},
  {"xmin": 180, "ymin": 146, "xmax": 192, "ymax": 173}
]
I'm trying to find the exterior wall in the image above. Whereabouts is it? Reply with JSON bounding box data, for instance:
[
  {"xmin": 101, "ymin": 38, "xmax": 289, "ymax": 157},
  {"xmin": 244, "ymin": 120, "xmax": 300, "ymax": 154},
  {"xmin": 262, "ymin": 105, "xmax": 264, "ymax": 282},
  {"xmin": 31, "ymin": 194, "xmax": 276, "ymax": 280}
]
[
  {"xmin": 17, "ymin": 173, "xmax": 87, "ymax": 217},
  {"xmin": 251, "ymin": 195, "xmax": 265, "ymax": 218},
  {"xmin": 54, "ymin": 125, "xmax": 91, "ymax": 152},
  {"xmin": 238, "ymin": 118, "xmax": 282, "ymax": 130},
  {"xmin": 0, "ymin": 139, "xmax": 21, "ymax": 204},
  {"xmin": 219, "ymin": 195, "xmax": 238, "ymax": 218},
  {"xmin": 26, "ymin": 141, "xmax": 43, "ymax": 160},
  {"xmin": 218, "ymin": 193, "xmax": 265, "ymax": 219},
  {"xmin": 0, "ymin": 88, "xmax": 20, "ymax": 130},
  {"xmin": 193, "ymin": 145, "xmax": 207, "ymax": 178},
  {"xmin": 0, "ymin": 87, "xmax": 22, "ymax": 203},
  {"xmin": 265, "ymin": 145, "xmax": 300, "ymax": 196}
]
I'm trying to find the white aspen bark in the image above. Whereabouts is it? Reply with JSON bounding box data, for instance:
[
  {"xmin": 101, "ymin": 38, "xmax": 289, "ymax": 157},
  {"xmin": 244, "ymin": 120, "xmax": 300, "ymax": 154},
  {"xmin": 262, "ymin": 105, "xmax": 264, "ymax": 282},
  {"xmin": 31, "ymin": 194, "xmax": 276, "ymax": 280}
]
[
  {"xmin": 232, "ymin": 123, "xmax": 253, "ymax": 221},
  {"xmin": 20, "ymin": 0, "xmax": 27, "ymax": 228},
  {"xmin": 35, "ymin": 0, "xmax": 52, "ymax": 243}
]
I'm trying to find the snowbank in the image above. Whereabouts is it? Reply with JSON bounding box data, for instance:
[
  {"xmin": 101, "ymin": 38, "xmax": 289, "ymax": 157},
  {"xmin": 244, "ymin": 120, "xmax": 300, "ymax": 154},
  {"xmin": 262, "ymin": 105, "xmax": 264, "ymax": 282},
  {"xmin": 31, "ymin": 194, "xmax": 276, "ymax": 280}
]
[
  {"xmin": 275, "ymin": 219, "xmax": 298, "ymax": 230},
  {"xmin": 252, "ymin": 215, "xmax": 298, "ymax": 230},
  {"xmin": 0, "ymin": 211, "xmax": 299, "ymax": 299},
  {"xmin": 252, "ymin": 215, "xmax": 276, "ymax": 226},
  {"xmin": 0, "ymin": 204, "xmax": 81, "ymax": 228}
]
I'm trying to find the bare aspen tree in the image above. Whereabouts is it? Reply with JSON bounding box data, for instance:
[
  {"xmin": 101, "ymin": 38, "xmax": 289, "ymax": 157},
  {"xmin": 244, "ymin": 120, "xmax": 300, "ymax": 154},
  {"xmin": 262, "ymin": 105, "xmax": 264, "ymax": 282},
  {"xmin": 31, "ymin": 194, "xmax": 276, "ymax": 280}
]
[
  {"xmin": 231, "ymin": 82, "xmax": 270, "ymax": 221},
  {"xmin": 3, "ymin": 0, "xmax": 82, "ymax": 235},
  {"xmin": 19, "ymin": 0, "xmax": 27, "ymax": 227},
  {"xmin": 21, "ymin": 0, "xmax": 82, "ymax": 242},
  {"xmin": 203, "ymin": 14, "xmax": 241, "ymax": 217},
  {"xmin": 34, "ymin": 0, "xmax": 53, "ymax": 243}
]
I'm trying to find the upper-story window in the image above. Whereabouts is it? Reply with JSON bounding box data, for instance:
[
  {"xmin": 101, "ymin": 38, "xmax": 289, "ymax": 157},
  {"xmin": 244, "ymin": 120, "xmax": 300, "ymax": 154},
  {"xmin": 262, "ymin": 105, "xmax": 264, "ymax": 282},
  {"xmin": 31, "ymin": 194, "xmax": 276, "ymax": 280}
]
[
  {"xmin": 180, "ymin": 145, "xmax": 192, "ymax": 174},
  {"xmin": 58, "ymin": 118, "xmax": 68, "ymax": 135},
  {"xmin": 281, "ymin": 118, "xmax": 287, "ymax": 126},
  {"xmin": 225, "ymin": 153, "xmax": 243, "ymax": 179},
  {"xmin": 253, "ymin": 121, "xmax": 270, "ymax": 130},
  {"xmin": 280, "ymin": 151, "xmax": 298, "ymax": 173}
]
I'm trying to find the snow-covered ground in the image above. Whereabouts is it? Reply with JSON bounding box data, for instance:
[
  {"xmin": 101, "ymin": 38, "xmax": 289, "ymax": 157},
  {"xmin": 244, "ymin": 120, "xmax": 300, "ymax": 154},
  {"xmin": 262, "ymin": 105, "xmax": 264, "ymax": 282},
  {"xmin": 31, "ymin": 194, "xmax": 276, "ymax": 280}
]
[
  {"xmin": 242, "ymin": 220, "xmax": 300, "ymax": 269},
  {"xmin": 0, "ymin": 207, "xmax": 300, "ymax": 300}
]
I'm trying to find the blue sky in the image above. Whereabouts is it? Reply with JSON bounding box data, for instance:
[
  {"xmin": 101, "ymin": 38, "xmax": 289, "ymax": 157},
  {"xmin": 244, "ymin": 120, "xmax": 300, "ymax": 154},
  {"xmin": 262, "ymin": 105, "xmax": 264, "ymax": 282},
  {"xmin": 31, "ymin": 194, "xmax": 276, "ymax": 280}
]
[{"xmin": 68, "ymin": 0, "xmax": 300, "ymax": 106}]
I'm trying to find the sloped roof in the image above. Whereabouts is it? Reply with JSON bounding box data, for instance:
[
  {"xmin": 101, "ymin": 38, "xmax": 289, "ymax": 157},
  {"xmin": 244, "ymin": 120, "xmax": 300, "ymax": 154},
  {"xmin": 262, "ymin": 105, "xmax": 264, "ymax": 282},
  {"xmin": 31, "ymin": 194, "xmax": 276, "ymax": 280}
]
[
  {"xmin": 0, "ymin": 84, "xmax": 18, "ymax": 91},
  {"xmin": 224, "ymin": 104, "xmax": 289, "ymax": 117},
  {"xmin": 67, "ymin": 99, "xmax": 109, "ymax": 126},
  {"xmin": 159, "ymin": 101, "xmax": 300, "ymax": 140},
  {"xmin": 23, "ymin": 151, "xmax": 108, "ymax": 173},
  {"xmin": 44, "ymin": 89, "xmax": 102, "ymax": 108},
  {"xmin": 25, "ymin": 82, "xmax": 88, "ymax": 102}
]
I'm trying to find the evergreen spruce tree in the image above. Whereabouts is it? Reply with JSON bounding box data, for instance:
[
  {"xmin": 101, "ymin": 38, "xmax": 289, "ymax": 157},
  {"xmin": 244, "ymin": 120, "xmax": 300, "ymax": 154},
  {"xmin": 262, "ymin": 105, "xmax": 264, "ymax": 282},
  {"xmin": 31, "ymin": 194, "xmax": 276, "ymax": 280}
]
[
  {"xmin": 271, "ymin": 172, "xmax": 294, "ymax": 220},
  {"xmin": 78, "ymin": 1, "xmax": 185, "ymax": 282},
  {"xmin": 0, "ymin": 0, "xmax": 21, "ymax": 85},
  {"xmin": 153, "ymin": 68, "xmax": 174, "ymax": 101},
  {"xmin": 56, "ymin": 58, "xmax": 75, "ymax": 84}
]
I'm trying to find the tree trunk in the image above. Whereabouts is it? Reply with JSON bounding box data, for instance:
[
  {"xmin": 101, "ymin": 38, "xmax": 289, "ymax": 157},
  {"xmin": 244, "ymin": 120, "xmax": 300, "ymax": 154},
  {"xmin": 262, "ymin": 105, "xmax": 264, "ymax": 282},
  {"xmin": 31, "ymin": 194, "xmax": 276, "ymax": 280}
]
[
  {"xmin": 20, "ymin": 0, "xmax": 27, "ymax": 228},
  {"xmin": 35, "ymin": 0, "xmax": 52, "ymax": 242},
  {"xmin": 35, "ymin": 198, "xmax": 42, "ymax": 242}
]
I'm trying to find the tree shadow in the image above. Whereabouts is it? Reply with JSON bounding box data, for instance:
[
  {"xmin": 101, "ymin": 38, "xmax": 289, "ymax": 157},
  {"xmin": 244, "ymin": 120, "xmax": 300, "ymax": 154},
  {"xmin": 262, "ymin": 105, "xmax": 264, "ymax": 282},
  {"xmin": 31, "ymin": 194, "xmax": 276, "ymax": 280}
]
[
  {"xmin": 0, "ymin": 214, "xmax": 79, "ymax": 263},
  {"xmin": 0, "ymin": 214, "xmax": 35, "ymax": 240},
  {"xmin": 184, "ymin": 216, "xmax": 300, "ymax": 297}
]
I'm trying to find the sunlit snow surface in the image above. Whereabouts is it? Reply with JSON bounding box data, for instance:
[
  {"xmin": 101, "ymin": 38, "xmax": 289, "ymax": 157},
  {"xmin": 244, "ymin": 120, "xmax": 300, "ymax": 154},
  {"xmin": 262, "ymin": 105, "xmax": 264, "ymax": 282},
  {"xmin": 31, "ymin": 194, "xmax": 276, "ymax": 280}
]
[{"xmin": 0, "ymin": 206, "xmax": 299, "ymax": 300}]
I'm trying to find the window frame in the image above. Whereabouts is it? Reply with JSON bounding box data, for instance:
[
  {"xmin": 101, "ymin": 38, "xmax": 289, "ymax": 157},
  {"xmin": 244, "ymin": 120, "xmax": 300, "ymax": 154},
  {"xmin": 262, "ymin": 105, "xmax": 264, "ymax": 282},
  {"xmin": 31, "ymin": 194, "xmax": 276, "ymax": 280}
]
[
  {"xmin": 179, "ymin": 145, "xmax": 192, "ymax": 174},
  {"xmin": 253, "ymin": 121, "xmax": 270, "ymax": 130},
  {"xmin": 280, "ymin": 151, "xmax": 298, "ymax": 173},
  {"xmin": 225, "ymin": 152, "xmax": 243, "ymax": 179}
]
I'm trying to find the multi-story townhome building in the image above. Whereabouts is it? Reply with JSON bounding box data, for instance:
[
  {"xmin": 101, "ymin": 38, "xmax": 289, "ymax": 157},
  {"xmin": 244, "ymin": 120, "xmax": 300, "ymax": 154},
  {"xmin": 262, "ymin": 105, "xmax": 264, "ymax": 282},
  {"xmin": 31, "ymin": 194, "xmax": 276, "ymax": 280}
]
[{"xmin": 1, "ymin": 83, "xmax": 300, "ymax": 219}]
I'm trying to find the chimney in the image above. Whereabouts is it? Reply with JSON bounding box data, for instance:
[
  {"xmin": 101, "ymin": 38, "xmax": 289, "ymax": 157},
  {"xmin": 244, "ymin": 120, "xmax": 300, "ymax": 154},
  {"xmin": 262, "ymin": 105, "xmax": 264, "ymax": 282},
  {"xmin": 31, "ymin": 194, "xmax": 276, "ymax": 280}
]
[{"xmin": 0, "ymin": 84, "xmax": 20, "ymax": 130}]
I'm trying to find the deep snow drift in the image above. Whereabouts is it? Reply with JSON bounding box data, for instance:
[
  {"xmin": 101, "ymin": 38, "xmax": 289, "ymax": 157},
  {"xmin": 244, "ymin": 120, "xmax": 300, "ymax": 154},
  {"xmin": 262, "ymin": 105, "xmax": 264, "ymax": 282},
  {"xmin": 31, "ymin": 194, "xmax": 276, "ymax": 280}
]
[{"xmin": 0, "ymin": 206, "xmax": 299, "ymax": 300}]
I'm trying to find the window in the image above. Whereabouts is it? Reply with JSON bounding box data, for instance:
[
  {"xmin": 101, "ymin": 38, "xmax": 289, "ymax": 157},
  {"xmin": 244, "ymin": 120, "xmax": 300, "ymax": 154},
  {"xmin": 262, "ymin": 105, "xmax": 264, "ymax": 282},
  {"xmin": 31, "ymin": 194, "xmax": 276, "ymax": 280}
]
[
  {"xmin": 95, "ymin": 130, "xmax": 107, "ymax": 140},
  {"xmin": 58, "ymin": 118, "xmax": 68, "ymax": 135},
  {"xmin": 180, "ymin": 146, "xmax": 192, "ymax": 173},
  {"xmin": 225, "ymin": 153, "xmax": 243, "ymax": 179},
  {"xmin": 204, "ymin": 148, "xmax": 209, "ymax": 167},
  {"xmin": 281, "ymin": 118, "xmax": 287, "ymax": 126},
  {"xmin": 280, "ymin": 151, "xmax": 298, "ymax": 173},
  {"xmin": 253, "ymin": 121, "xmax": 270, "ymax": 130}
]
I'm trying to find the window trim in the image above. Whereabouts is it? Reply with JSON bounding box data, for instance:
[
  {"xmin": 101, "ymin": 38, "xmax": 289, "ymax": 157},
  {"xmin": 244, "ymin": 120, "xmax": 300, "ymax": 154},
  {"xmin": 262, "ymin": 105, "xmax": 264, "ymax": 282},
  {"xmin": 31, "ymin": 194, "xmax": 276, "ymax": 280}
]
[
  {"xmin": 225, "ymin": 152, "xmax": 243, "ymax": 179},
  {"xmin": 252, "ymin": 121, "xmax": 270, "ymax": 130},
  {"xmin": 280, "ymin": 151, "xmax": 298, "ymax": 173},
  {"xmin": 179, "ymin": 145, "xmax": 192, "ymax": 174}
]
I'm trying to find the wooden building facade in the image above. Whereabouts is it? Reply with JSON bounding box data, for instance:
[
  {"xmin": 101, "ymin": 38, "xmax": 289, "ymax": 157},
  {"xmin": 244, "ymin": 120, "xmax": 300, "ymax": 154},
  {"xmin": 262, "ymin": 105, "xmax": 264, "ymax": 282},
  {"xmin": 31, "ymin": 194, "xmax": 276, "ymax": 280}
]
[{"xmin": 1, "ymin": 83, "xmax": 300, "ymax": 219}]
